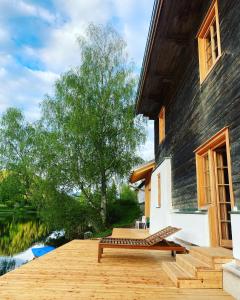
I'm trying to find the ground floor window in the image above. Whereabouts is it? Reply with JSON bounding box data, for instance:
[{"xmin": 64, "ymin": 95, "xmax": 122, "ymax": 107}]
[{"xmin": 195, "ymin": 127, "xmax": 234, "ymax": 247}]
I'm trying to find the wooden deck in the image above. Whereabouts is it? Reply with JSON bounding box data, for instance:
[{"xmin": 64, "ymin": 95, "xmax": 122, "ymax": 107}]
[
  {"xmin": 0, "ymin": 240, "xmax": 233, "ymax": 299},
  {"xmin": 111, "ymin": 228, "xmax": 149, "ymax": 239}
]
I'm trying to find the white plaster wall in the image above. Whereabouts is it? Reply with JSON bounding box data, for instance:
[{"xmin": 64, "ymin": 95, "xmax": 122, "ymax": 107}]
[
  {"xmin": 171, "ymin": 213, "xmax": 210, "ymax": 246},
  {"xmin": 150, "ymin": 158, "xmax": 172, "ymax": 234},
  {"xmin": 223, "ymin": 262, "xmax": 240, "ymax": 300},
  {"xmin": 150, "ymin": 158, "xmax": 210, "ymax": 246},
  {"xmin": 137, "ymin": 189, "xmax": 145, "ymax": 204},
  {"xmin": 231, "ymin": 214, "xmax": 240, "ymax": 260}
]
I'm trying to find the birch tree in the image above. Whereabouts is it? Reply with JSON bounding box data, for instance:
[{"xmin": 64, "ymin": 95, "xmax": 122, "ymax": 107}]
[{"xmin": 40, "ymin": 24, "xmax": 145, "ymax": 225}]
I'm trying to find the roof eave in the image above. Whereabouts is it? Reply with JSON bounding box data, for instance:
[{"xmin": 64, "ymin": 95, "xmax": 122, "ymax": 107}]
[{"xmin": 135, "ymin": 0, "xmax": 164, "ymax": 117}]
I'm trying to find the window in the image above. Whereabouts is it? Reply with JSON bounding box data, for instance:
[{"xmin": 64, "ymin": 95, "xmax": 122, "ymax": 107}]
[
  {"xmin": 195, "ymin": 128, "xmax": 234, "ymax": 247},
  {"xmin": 197, "ymin": 0, "xmax": 221, "ymax": 83},
  {"xmin": 196, "ymin": 151, "xmax": 212, "ymax": 208},
  {"xmin": 158, "ymin": 106, "xmax": 165, "ymax": 144},
  {"xmin": 202, "ymin": 152, "xmax": 212, "ymax": 205},
  {"xmin": 157, "ymin": 173, "xmax": 161, "ymax": 207},
  {"xmin": 195, "ymin": 128, "xmax": 233, "ymax": 209}
]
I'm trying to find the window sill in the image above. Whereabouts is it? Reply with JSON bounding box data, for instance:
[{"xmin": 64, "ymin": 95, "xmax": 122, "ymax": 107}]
[
  {"xmin": 173, "ymin": 209, "xmax": 208, "ymax": 215},
  {"xmin": 230, "ymin": 211, "xmax": 240, "ymax": 215}
]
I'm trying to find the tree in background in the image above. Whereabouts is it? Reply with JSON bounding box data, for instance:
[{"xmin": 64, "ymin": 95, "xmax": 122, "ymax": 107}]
[
  {"xmin": 39, "ymin": 24, "xmax": 145, "ymax": 225},
  {"xmin": 0, "ymin": 108, "xmax": 36, "ymax": 205},
  {"xmin": 107, "ymin": 184, "xmax": 141, "ymax": 228},
  {"xmin": 0, "ymin": 173, "xmax": 26, "ymax": 207}
]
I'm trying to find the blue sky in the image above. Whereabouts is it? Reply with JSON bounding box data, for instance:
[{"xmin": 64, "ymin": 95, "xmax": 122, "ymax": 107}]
[{"xmin": 0, "ymin": 0, "xmax": 154, "ymax": 159}]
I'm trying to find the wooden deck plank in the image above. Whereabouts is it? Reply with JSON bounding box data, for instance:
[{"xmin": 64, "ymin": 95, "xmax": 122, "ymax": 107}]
[
  {"xmin": 190, "ymin": 247, "xmax": 233, "ymax": 258},
  {"xmin": 111, "ymin": 228, "xmax": 149, "ymax": 238},
  {"xmin": 0, "ymin": 240, "xmax": 233, "ymax": 299}
]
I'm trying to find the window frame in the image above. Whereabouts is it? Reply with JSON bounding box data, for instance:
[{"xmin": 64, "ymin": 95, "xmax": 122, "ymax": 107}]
[
  {"xmin": 197, "ymin": 0, "xmax": 221, "ymax": 83},
  {"xmin": 194, "ymin": 127, "xmax": 234, "ymax": 209},
  {"xmin": 158, "ymin": 106, "xmax": 165, "ymax": 144}
]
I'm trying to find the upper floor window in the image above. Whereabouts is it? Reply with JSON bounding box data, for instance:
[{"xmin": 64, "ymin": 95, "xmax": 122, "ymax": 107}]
[
  {"xmin": 158, "ymin": 106, "xmax": 165, "ymax": 144},
  {"xmin": 197, "ymin": 0, "xmax": 221, "ymax": 83}
]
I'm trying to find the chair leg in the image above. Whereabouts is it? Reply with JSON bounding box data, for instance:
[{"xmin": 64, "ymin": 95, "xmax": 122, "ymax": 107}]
[
  {"xmin": 98, "ymin": 246, "xmax": 103, "ymax": 263},
  {"xmin": 171, "ymin": 250, "xmax": 176, "ymax": 257},
  {"xmin": 177, "ymin": 249, "xmax": 187, "ymax": 254}
]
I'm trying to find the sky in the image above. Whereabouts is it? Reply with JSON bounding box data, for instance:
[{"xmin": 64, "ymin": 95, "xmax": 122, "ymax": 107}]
[{"xmin": 0, "ymin": 0, "xmax": 154, "ymax": 160}]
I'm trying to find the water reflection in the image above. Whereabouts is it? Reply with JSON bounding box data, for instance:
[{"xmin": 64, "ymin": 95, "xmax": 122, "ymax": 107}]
[
  {"xmin": 0, "ymin": 259, "xmax": 16, "ymax": 276},
  {"xmin": 0, "ymin": 209, "xmax": 48, "ymax": 257}
]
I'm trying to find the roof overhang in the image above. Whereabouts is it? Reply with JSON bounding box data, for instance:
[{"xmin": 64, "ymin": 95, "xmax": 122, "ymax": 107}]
[
  {"xmin": 136, "ymin": 0, "xmax": 204, "ymax": 119},
  {"xmin": 129, "ymin": 161, "xmax": 155, "ymax": 183}
]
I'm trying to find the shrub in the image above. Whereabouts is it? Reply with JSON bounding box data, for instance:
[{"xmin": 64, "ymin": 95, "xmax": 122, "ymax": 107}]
[
  {"xmin": 106, "ymin": 185, "xmax": 140, "ymax": 226},
  {"xmin": 38, "ymin": 187, "xmax": 103, "ymax": 240}
]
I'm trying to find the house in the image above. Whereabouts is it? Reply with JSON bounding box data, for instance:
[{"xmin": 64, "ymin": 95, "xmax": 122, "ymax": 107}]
[
  {"xmin": 133, "ymin": 181, "xmax": 145, "ymax": 214},
  {"xmin": 129, "ymin": 160, "xmax": 155, "ymax": 218},
  {"xmin": 136, "ymin": 0, "xmax": 240, "ymax": 297}
]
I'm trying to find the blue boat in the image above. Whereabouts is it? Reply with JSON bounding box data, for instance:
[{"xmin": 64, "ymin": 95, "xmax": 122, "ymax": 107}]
[{"xmin": 31, "ymin": 246, "xmax": 55, "ymax": 258}]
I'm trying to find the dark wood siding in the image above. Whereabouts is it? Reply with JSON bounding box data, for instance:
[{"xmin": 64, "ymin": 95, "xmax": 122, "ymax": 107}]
[{"xmin": 154, "ymin": 0, "xmax": 240, "ymax": 209}]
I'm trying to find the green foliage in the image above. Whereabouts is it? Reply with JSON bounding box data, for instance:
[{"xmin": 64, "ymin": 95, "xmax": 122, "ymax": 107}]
[
  {"xmin": 0, "ymin": 108, "xmax": 37, "ymax": 204},
  {"xmin": 119, "ymin": 184, "xmax": 138, "ymax": 202},
  {"xmin": 0, "ymin": 108, "xmax": 36, "ymax": 173},
  {"xmin": 94, "ymin": 185, "xmax": 141, "ymax": 238},
  {"xmin": 0, "ymin": 173, "xmax": 26, "ymax": 206},
  {"xmin": 107, "ymin": 185, "xmax": 140, "ymax": 226},
  {"xmin": 38, "ymin": 187, "xmax": 102, "ymax": 239}
]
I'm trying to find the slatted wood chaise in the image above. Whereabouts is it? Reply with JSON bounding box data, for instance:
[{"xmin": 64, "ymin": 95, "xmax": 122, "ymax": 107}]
[{"xmin": 98, "ymin": 226, "xmax": 185, "ymax": 262}]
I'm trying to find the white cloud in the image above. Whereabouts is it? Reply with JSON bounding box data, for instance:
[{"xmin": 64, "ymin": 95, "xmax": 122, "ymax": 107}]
[
  {"xmin": 33, "ymin": 0, "xmax": 154, "ymax": 72},
  {"xmin": 35, "ymin": 0, "xmax": 113, "ymax": 73},
  {"xmin": 0, "ymin": 58, "xmax": 58, "ymax": 120},
  {"xmin": 17, "ymin": 1, "xmax": 56, "ymax": 23},
  {"xmin": 0, "ymin": 53, "xmax": 14, "ymax": 67},
  {"xmin": 0, "ymin": 0, "xmax": 56, "ymax": 23},
  {"xmin": 54, "ymin": 0, "xmax": 112, "ymax": 24},
  {"xmin": 28, "ymin": 69, "xmax": 59, "ymax": 85},
  {"xmin": 0, "ymin": 28, "xmax": 9, "ymax": 43},
  {"xmin": 0, "ymin": 67, "xmax": 7, "ymax": 78},
  {"xmin": 113, "ymin": 0, "xmax": 154, "ymax": 65},
  {"xmin": 37, "ymin": 25, "xmax": 81, "ymax": 73}
]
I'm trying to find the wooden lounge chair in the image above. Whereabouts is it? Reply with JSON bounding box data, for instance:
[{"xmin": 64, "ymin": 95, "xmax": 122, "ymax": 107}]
[{"xmin": 98, "ymin": 226, "xmax": 186, "ymax": 262}]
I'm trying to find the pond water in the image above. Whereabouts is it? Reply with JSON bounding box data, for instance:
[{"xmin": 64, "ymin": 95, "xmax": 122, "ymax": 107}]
[{"xmin": 0, "ymin": 208, "xmax": 50, "ymax": 274}]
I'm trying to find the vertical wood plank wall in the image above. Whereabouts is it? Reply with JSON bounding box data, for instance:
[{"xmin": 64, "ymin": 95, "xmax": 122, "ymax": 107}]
[{"xmin": 154, "ymin": 0, "xmax": 240, "ymax": 210}]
